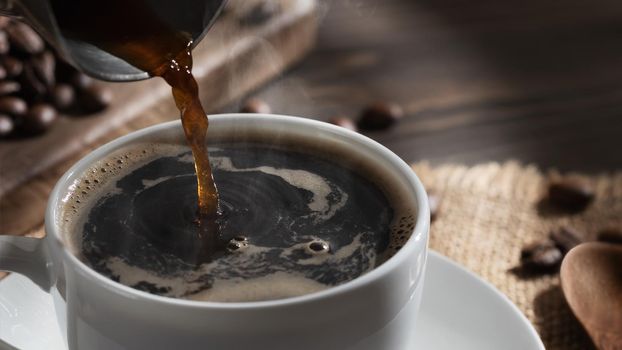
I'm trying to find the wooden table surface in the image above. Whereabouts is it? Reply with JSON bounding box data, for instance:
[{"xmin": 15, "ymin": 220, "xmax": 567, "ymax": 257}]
[{"xmin": 227, "ymin": 0, "xmax": 622, "ymax": 173}]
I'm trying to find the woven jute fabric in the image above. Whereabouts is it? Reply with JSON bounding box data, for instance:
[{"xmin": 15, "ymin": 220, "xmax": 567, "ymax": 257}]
[{"xmin": 411, "ymin": 161, "xmax": 622, "ymax": 350}]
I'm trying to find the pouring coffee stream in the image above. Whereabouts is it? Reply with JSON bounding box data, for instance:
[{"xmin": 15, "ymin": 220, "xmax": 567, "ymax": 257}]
[{"xmin": 44, "ymin": 0, "xmax": 226, "ymax": 262}]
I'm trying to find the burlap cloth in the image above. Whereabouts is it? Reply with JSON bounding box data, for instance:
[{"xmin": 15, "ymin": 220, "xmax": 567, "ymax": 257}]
[{"xmin": 411, "ymin": 161, "xmax": 622, "ymax": 350}]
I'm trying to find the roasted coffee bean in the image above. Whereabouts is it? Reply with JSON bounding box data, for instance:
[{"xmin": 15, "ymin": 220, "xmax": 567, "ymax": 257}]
[
  {"xmin": 530, "ymin": 245, "xmax": 563, "ymax": 270},
  {"xmin": 20, "ymin": 63, "xmax": 47, "ymax": 97},
  {"xmin": 0, "ymin": 31, "xmax": 9, "ymax": 54},
  {"xmin": 328, "ymin": 116, "xmax": 357, "ymax": 131},
  {"xmin": 550, "ymin": 226, "xmax": 584, "ymax": 254},
  {"xmin": 427, "ymin": 190, "xmax": 441, "ymax": 221},
  {"xmin": 240, "ymin": 98, "xmax": 271, "ymax": 114},
  {"xmin": 548, "ymin": 177, "xmax": 594, "ymax": 211},
  {"xmin": 31, "ymin": 50, "xmax": 56, "ymax": 87},
  {"xmin": 597, "ymin": 228, "xmax": 622, "ymax": 245},
  {"xmin": 0, "ymin": 20, "xmax": 112, "ymax": 137},
  {"xmin": 357, "ymin": 102, "xmax": 404, "ymax": 130},
  {"xmin": 79, "ymin": 84, "xmax": 112, "ymax": 113},
  {"xmin": 53, "ymin": 59, "xmax": 76, "ymax": 82},
  {"xmin": 239, "ymin": 1, "xmax": 280, "ymax": 26},
  {"xmin": 521, "ymin": 242, "xmax": 542, "ymax": 261},
  {"xmin": 1, "ymin": 56, "xmax": 23, "ymax": 77},
  {"xmin": 0, "ymin": 96, "xmax": 27, "ymax": 116},
  {"xmin": 21, "ymin": 103, "xmax": 57, "ymax": 134},
  {"xmin": 5, "ymin": 21, "xmax": 44, "ymax": 54},
  {"xmin": 0, "ymin": 114, "xmax": 14, "ymax": 137},
  {"xmin": 0, "ymin": 81, "xmax": 20, "ymax": 95},
  {"xmin": 50, "ymin": 84, "xmax": 75, "ymax": 110},
  {"xmin": 520, "ymin": 240, "xmax": 562, "ymax": 272},
  {"xmin": 70, "ymin": 72, "xmax": 94, "ymax": 90}
]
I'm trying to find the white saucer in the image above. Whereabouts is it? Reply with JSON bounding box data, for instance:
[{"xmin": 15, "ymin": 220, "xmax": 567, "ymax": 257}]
[{"xmin": 0, "ymin": 251, "xmax": 544, "ymax": 350}]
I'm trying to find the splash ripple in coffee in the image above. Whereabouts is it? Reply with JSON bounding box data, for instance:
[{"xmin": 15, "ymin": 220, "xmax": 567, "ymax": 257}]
[{"xmin": 63, "ymin": 141, "xmax": 415, "ymax": 302}]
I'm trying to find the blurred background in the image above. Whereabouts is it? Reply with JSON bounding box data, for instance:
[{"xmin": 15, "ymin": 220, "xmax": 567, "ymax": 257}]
[
  {"xmin": 2, "ymin": 0, "xmax": 622, "ymax": 190},
  {"xmin": 225, "ymin": 0, "xmax": 622, "ymax": 172}
]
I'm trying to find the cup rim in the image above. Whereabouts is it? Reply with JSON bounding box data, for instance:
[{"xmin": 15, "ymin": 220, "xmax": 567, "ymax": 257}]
[{"xmin": 46, "ymin": 114, "xmax": 430, "ymax": 309}]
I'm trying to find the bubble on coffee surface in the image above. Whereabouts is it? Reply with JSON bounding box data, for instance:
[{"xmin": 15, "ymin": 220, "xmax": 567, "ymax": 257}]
[
  {"xmin": 307, "ymin": 239, "xmax": 330, "ymax": 254},
  {"xmin": 227, "ymin": 237, "xmax": 249, "ymax": 252},
  {"xmin": 61, "ymin": 143, "xmax": 185, "ymax": 253},
  {"xmin": 385, "ymin": 215, "xmax": 416, "ymax": 257},
  {"xmin": 62, "ymin": 142, "xmax": 417, "ymax": 302}
]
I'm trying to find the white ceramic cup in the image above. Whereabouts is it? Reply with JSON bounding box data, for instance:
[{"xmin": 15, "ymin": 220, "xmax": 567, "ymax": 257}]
[{"xmin": 0, "ymin": 114, "xmax": 430, "ymax": 350}]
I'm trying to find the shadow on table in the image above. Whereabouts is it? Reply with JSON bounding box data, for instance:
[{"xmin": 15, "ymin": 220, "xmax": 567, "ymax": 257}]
[
  {"xmin": 533, "ymin": 285, "xmax": 596, "ymax": 350},
  {"xmin": 507, "ymin": 265, "xmax": 559, "ymax": 280},
  {"xmin": 535, "ymin": 197, "xmax": 589, "ymax": 218}
]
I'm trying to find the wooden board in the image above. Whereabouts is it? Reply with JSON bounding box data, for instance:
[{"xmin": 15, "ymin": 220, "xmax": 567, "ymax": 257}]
[
  {"xmin": 249, "ymin": 0, "xmax": 622, "ymax": 173},
  {"xmin": 0, "ymin": 0, "xmax": 317, "ymax": 234}
]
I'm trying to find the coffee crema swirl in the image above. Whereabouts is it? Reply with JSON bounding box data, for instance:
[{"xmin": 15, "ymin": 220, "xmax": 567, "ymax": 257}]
[
  {"xmin": 52, "ymin": 0, "xmax": 222, "ymax": 263},
  {"xmin": 63, "ymin": 142, "xmax": 416, "ymax": 302}
]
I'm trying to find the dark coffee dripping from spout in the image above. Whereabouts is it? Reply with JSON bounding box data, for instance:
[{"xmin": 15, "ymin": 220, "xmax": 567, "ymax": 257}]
[{"xmin": 51, "ymin": 0, "xmax": 224, "ymax": 264}]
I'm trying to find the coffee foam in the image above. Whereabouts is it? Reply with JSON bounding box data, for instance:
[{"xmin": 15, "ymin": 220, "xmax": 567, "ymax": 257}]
[
  {"xmin": 208, "ymin": 155, "xmax": 349, "ymax": 221},
  {"xmin": 61, "ymin": 143, "xmax": 185, "ymax": 256},
  {"xmin": 59, "ymin": 131, "xmax": 418, "ymax": 302},
  {"xmin": 99, "ymin": 234, "xmax": 370, "ymax": 301},
  {"xmin": 187, "ymin": 272, "xmax": 328, "ymax": 303}
]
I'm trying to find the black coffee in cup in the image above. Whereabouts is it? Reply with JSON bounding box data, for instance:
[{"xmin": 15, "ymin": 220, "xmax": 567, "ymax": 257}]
[{"xmin": 61, "ymin": 133, "xmax": 416, "ymax": 302}]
